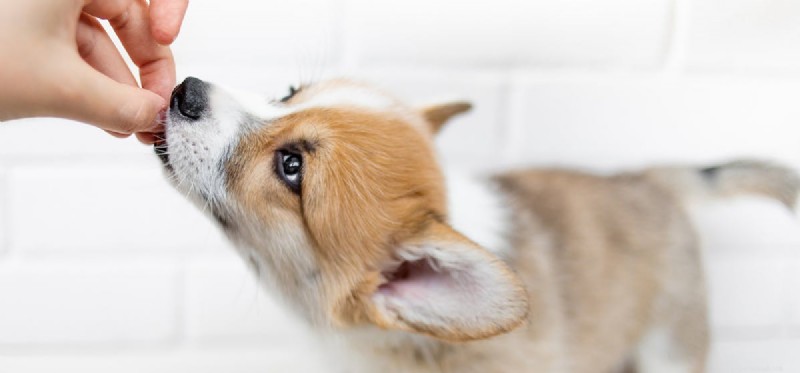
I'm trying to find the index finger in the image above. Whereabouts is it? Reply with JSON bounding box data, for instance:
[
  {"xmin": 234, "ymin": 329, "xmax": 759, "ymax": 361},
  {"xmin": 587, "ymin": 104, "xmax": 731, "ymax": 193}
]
[
  {"xmin": 84, "ymin": 0, "xmax": 175, "ymax": 101},
  {"xmin": 149, "ymin": 0, "xmax": 189, "ymax": 45}
]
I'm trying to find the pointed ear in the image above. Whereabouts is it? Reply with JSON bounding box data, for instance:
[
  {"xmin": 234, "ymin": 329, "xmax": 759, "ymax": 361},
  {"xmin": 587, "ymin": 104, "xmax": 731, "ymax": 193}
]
[
  {"xmin": 420, "ymin": 101, "xmax": 472, "ymax": 134},
  {"xmin": 367, "ymin": 222, "xmax": 528, "ymax": 342}
]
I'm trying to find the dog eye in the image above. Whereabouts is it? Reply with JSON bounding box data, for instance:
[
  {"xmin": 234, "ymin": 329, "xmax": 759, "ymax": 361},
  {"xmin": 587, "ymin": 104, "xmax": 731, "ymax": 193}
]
[
  {"xmin": 275, "ymin": 150, "xmax": 303, "ymax": 193},
  {"xmin": 279, "ymin": 85, "xmax": 301, "ymax": 103}
]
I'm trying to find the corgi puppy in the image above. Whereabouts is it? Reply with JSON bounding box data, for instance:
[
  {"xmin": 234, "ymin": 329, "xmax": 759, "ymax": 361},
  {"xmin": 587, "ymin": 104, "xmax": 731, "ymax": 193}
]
[{"xmin": 156, "ymin": 77, "xmax": 799, "ymax": 373}]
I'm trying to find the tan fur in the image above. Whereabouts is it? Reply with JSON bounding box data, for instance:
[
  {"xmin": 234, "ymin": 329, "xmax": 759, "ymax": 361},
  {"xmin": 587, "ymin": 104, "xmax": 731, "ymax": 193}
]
[
  {"xmin": 224, "ymin": 90, "xmax": 702, "ymax": 372},
  {"xmin": 163, "ymin": 78, "xmax": 799, "ymax": 372},
  {"xmin": 334, "ymin": 169, "xmax": 711, "ymax": 373},
  {"xmin": 497, "ymin": 170, "xmax": 708, "ymax": 373},
  {"xmin": 227, "ymin": 107, "xmax": 450, "ymax": 329}
]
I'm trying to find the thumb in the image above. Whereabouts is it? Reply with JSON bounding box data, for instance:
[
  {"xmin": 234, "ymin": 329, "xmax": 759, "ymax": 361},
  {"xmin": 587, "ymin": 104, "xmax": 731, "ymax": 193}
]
[{"xmin": 58, "ymin": 59, "xmax": 166, "ymax": 134}]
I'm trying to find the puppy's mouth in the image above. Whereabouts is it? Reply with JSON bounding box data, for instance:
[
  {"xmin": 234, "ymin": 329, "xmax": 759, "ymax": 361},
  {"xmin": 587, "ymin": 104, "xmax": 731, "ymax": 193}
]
[
  {"xmin": 155, "ymin": 78, "xmax": 209, "ymax": 172},
  {"xmin": 153, "ymin": 82, "xmax": 184, "ymax": 170},
  {"xmin": 153, "ymin": 137, "xmax": 171, "ymax": 170}
]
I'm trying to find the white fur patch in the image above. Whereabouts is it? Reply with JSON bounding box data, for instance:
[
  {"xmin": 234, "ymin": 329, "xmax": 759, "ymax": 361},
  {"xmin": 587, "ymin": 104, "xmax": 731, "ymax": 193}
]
[
  {"xmin": 219, "ymin": 83, "xmax": 399, "ymax": 124},
  {"xmin": 445, "ymin": 170, "xmax": 512, "ymax": 257},
  {"xmin": 222, "ymin": 86, "xmax": 294, "ymax": 120},
  {"xmin": 303, "ymin": 85, "xmax": 397, "ymax": 111}
]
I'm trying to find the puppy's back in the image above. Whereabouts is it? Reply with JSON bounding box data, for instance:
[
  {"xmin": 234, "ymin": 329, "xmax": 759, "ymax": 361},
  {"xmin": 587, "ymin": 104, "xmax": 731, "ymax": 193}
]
[{"xmin": 496, "ymin": 168, "xmax": 702, "ymax": 372}]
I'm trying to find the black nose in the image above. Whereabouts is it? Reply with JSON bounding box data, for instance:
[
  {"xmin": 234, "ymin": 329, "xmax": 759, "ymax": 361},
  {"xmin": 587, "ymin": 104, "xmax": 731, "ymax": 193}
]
[{"xmin": 170, "ymin": 77, "xmax": 207, "ymax": 120}]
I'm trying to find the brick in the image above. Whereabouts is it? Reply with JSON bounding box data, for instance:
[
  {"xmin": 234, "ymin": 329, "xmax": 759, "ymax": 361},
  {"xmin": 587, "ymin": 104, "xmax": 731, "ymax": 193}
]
[
  {"xmin": 358, "ymin": 69, "xmax": 507, "ymax": 170},
  {"xmin": 687, "ymin": 0, "xmax": 800, "ymax": 73},
  {"xmin": 346, "ymin": 0, "xmax": 671, "ymax": 68},
  {"xmin": 172, "ymin": 0, "xmax": 338, "ymax": 68},
  {"xmin": 0, "ymin": 261, "xmax": 178, "ymax": 345},
  {"xmin": 506, "ymin": 75, "xmax": 800, "ymax": 171},
  {"xmin": 183, "ymin": 255, "xmax": 306, "ymax": 341},
  {"xmin": 7, "ymin": 163, "xmax": 229, "ymax": 254}
]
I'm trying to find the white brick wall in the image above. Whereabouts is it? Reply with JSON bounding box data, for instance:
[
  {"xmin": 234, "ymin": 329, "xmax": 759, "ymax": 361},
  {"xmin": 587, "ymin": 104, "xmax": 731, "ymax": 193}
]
[
  {"xmin": 0, "ymin": 260, "xmax": 178, "ymax": 346},
  {"xmin": 345, "ymin": 0, "xmax": 672, "ymax": 68},
  {"xmin": 687, "ymin": 0, "xmax": 800, "ymax": 73},
  {"xmin": 183, "ymin": 256, "xmax": 306, "ymax": 342},
  {"xmin": 1, "ymin": 1, "xmax": 799, "ymax": 372},
  {"xmin": 7, "ymin": 163, "xmax": 227, "ymax": 254}
]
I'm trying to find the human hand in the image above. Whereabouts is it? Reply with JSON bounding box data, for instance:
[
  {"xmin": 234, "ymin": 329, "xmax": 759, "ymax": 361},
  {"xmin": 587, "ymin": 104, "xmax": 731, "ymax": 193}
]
[{"xmin": 0, "ymin": 0, "xmax": 188, "ymax": 144}]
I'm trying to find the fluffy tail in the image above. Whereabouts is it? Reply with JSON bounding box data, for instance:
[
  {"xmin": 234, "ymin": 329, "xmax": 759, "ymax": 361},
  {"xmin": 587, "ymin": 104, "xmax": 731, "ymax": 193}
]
[{"xmin": 642, "ymin": 160, "xmax": 800, "ymax": 209}]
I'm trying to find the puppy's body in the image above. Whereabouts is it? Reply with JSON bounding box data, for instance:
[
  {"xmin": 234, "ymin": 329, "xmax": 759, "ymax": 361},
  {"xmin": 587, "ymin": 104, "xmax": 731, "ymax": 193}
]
[
  {"xmin": 337, "ymin": 166, "xmax": 715, "ymax": 373},
  {"xmin": 159, "ymin": 78, "xmax": 798, "ymax": 373}
]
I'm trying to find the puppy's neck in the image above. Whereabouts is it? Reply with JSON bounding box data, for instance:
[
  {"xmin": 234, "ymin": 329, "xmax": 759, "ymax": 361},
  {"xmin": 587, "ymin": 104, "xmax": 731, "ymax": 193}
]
[{"xmin": 445, "ymin": 169, "xmax": 512, "ymax": 259}]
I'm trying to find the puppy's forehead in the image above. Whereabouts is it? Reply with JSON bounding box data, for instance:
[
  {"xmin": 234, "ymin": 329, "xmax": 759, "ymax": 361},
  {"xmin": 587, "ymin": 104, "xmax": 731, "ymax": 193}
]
[
  {"xmin": 292, "ymin": 80, "xmax": 432, "ymax": 135},
  {"xmin": 294, "ymin": 80, "xmax": 400, "ymax": 110},
  {"xmin": 226, "ymin": 79, "xmax": 402, "ymax": 122}
]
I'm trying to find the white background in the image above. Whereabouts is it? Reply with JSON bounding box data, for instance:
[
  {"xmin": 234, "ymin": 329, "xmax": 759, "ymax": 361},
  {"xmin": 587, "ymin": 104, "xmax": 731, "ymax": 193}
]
[{"xmin": 1, "ymin": 0, "xmax": 800, "ymax": 372}]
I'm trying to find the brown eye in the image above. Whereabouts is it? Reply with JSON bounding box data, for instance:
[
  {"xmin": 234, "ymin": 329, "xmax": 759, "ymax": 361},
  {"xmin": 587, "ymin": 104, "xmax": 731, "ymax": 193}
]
[{"xmin": 276, "ymin": 150, "xmax": 303, "ymax": 193}]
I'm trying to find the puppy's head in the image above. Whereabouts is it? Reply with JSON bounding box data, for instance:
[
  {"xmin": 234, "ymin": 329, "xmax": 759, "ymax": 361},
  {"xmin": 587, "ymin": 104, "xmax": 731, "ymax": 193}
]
[{"xmin": 158, "ymin": 77, "xmax": 528, "ymax": 342}]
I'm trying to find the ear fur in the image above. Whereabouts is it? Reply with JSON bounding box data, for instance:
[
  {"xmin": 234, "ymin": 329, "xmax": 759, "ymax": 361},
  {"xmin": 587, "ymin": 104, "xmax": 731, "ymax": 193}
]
[
  {"xmin": 420, "ymin": 101, "xmax": 472, "ymax": 133},
  {"xmin": 366, "ymin": 222, "xmax": 528, "ymax": 342}
]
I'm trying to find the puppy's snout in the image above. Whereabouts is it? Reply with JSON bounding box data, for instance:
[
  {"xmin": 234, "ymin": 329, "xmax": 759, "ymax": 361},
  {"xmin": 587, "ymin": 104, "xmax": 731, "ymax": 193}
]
[{"xmin": 171, "ymin": 77, "xmax": 208, "ymax": 120}]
